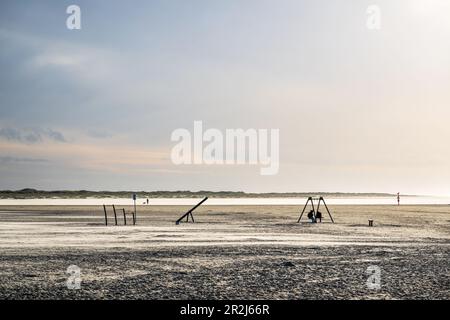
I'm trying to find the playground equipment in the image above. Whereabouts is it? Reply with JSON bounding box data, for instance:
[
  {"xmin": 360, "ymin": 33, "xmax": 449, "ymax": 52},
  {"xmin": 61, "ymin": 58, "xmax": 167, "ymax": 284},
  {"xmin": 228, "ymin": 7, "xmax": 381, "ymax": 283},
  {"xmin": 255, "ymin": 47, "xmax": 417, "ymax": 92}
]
[
  {"xmin": 175, "ymin": 197, "xmax": 208, "ymax": 225},
  {"xmin": 297, "ymin": 197, "xmax": 334, "ymax": 223},
  {"xmin": 103, "ymin": 204, "xmax": 136, "ymax": 226}
]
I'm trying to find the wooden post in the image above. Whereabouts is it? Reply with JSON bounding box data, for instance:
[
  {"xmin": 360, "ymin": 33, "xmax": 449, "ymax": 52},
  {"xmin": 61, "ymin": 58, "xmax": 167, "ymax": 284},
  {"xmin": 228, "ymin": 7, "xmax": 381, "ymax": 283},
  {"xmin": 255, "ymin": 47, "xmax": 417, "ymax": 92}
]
[
  {"xmin": 112, "ymin": 205, "xmax": 118, "ymax": 226},
  {"xmin": 103, "ymin": 205, "xmax": 108, "ymax": 226},
  {"xmin": 133, "ymin": 193, "xmax": 137, "ymax": 224},
  {"xmin": 122, "ymin": 208, "xmax": 127, "ymax": 225}
]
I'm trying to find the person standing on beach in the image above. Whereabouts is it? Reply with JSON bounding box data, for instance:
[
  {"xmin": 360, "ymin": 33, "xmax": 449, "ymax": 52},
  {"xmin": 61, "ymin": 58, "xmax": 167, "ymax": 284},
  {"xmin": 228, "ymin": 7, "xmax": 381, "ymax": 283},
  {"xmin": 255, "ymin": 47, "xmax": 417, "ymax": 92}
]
[
  {"xmin": 397, "ymin": 192, "xmax": 400, "ymax": 206},
  {"xmin": 146, "ymin": 198, "xmax": 149, "ymax": 205}
]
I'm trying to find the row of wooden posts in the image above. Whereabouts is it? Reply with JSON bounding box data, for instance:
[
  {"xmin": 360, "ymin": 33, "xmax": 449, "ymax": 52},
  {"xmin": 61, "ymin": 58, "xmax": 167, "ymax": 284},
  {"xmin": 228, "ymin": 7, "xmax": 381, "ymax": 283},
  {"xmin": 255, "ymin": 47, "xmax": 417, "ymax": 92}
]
[{"xmin": 103, "ymin": 204, "xmax": 136, "ymax": 226}]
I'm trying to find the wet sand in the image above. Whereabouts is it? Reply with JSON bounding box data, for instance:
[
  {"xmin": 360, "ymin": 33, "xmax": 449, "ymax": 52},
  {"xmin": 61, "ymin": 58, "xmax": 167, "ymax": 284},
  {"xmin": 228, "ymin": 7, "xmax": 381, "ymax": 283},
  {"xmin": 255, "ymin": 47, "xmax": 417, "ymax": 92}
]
[{"xmin": 0, "ymin": 204, "xmax": 449, "ymax": 299}]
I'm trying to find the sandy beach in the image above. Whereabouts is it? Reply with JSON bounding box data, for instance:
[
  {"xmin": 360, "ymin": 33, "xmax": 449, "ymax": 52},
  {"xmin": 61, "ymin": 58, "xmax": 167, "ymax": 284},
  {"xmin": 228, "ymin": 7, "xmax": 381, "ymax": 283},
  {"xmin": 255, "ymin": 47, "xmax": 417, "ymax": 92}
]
[{"xmin": 0, "ymin": 204, "xmax": 449, "ymax": 299}]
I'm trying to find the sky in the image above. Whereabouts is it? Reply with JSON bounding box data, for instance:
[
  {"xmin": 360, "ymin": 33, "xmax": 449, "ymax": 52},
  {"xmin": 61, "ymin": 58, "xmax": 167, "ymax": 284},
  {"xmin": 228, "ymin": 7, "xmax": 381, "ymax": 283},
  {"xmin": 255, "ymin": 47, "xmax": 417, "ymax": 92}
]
[{"xmin": 0, "ymin": 0, "xmax": 450, "ymax": 195}]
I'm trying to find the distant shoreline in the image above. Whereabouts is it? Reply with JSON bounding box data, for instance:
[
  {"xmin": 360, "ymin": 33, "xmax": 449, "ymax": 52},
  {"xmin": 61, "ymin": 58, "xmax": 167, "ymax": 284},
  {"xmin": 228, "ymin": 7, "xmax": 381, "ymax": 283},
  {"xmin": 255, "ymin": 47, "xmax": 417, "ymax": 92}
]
[{"xmin": 0, "ymin": 189, "xmax": 413, "ymax": 199}]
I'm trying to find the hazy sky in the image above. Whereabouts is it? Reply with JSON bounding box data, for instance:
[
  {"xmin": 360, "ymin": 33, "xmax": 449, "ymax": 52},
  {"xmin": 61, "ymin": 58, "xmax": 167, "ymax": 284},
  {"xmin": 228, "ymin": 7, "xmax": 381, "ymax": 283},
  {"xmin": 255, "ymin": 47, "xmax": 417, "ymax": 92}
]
[{"xmin": 1, "ymin": 0, "xmax": 450, "ymax": 195}]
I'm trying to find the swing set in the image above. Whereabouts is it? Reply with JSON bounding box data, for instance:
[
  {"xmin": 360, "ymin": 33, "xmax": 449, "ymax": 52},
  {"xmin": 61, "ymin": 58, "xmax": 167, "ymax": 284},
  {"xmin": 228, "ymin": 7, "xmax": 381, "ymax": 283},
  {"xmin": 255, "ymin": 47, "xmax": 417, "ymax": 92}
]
[{"xmin": 297, "ymin": 196, "xmax": 335, "ymax": 223}]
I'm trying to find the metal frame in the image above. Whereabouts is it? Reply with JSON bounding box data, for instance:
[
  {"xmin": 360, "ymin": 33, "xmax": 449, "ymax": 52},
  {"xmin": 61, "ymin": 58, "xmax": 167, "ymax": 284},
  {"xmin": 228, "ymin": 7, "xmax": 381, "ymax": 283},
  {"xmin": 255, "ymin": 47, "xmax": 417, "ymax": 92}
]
[{"xmin": 297, "ymin": 197, "xmax": 334, "ymax": 223}]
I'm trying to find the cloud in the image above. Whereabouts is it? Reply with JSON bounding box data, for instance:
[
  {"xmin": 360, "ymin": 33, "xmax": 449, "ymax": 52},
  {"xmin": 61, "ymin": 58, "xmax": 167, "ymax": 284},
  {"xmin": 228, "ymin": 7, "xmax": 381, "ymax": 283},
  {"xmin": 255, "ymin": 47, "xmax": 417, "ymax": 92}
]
[
  {"xmin": 87, "ymin": 129, "xmax": 113, "ymax": 139},
  {"xmin": 32, "ymin": 53, "xmax": 85, "ymax": 68},
  {"xmin": 0, "ymin": 139, "xmax": 169, "ymax": 173},
  {"xmin": 0, "ymin": 127, "xmax": 67, "ymax": 144},
  {"xmin": 45, "ymin": 129, "xmax": 66, "ymax": 142},
  {"xmin": 0, "ymin": 156, "xmax": 48, "ymax": 164}
]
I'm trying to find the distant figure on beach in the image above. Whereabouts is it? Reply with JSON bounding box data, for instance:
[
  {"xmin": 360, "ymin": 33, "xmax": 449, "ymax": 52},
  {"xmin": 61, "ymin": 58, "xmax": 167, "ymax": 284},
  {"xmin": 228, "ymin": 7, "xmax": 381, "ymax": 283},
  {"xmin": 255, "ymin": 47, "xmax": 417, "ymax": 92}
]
[
  {"xmin": 316, "ymin": 211, "xmax": 322, "ymax": 223},
  {"xmin": 397, "ymin": 192, "xmax": 400, "ymax": 206},
  {"xmin": 146, "ymin": 198, "xmax": 149, "ymax": 205}
]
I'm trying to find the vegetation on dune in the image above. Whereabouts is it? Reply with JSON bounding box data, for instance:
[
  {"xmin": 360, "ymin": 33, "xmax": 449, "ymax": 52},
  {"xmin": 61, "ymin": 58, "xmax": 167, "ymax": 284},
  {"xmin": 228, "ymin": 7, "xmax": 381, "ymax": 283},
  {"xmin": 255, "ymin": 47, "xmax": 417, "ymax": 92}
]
[{"xmin": 0, "ymin": 189, "xmax": 399, "ymax": 199}]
